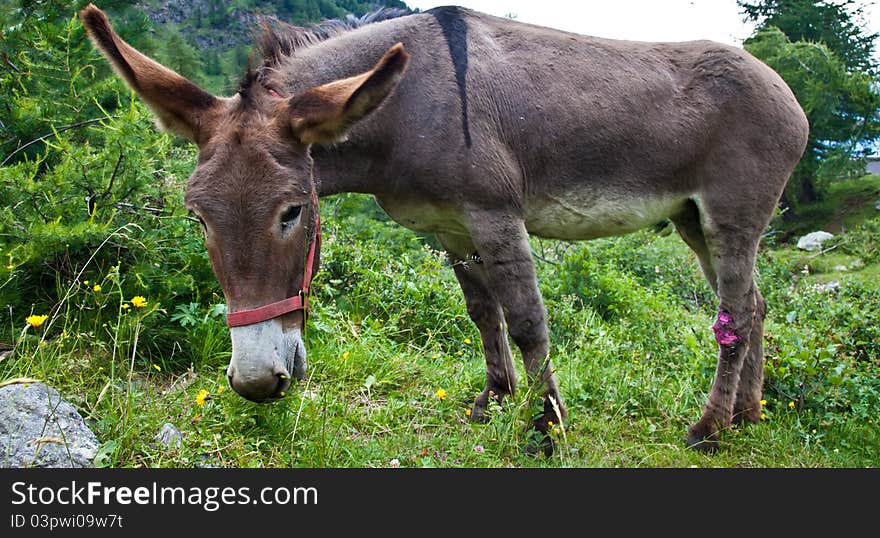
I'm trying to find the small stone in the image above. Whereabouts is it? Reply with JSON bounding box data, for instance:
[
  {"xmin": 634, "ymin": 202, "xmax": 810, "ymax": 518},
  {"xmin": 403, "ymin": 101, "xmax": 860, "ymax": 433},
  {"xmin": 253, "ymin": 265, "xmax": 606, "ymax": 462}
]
[
  {"xmin": 796, "ymin": 231, "xmax": 834, "ymax": 251},
  {"xmin": 813, "ymin": 280, "xmax": 841, "ymax": 293},
  {"xmin": 155, "ymin": 422, "xmax": 183, "ymax": 448}
]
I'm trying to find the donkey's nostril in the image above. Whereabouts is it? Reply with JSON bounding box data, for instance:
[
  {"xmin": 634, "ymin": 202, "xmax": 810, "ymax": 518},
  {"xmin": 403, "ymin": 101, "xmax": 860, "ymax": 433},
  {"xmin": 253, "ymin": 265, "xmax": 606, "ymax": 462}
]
[{"xmin": 274, "ymin": 365, "xmax": 292, "ymax": 397}]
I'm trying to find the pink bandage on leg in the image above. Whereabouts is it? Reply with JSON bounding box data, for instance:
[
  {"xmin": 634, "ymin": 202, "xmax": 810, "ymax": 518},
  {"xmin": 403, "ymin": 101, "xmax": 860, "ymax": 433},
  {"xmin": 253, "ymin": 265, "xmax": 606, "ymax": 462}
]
[{"xmin": 712, "ymin": 310, "xmax": 739, "ymax": 346}]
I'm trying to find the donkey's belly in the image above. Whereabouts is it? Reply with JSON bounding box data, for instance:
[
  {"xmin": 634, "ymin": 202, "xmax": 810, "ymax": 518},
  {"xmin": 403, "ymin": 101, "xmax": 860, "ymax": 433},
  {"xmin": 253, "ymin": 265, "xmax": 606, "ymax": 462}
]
[{"xmin": 525, "ymin": 191, "xmax": 688, "ymax": 240}]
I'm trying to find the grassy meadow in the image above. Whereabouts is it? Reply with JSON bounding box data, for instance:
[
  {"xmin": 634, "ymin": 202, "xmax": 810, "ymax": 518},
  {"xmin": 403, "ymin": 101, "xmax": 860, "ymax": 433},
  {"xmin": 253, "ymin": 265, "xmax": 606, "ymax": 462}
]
[
  {"xmin": 1, "ymin": 9, "xmax": 877, "ymax": 467},
  {"xmin": 3, "ymin": 129, "xmax": 879, "ymax": 466}
]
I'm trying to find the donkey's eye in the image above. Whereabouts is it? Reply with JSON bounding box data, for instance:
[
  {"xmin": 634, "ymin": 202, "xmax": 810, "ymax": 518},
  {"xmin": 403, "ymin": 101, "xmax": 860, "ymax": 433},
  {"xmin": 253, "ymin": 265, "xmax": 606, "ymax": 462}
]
[{"xmin": 280, "ymin": 205, "xmax": 302, "ymax": 230}]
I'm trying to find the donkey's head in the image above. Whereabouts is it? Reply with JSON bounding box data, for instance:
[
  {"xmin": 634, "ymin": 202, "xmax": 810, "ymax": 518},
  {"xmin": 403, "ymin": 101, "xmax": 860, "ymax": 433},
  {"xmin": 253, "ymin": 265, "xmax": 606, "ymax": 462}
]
[{"xmin": 80, "ymin": 4, "xmax": 409, "ymax": 402}]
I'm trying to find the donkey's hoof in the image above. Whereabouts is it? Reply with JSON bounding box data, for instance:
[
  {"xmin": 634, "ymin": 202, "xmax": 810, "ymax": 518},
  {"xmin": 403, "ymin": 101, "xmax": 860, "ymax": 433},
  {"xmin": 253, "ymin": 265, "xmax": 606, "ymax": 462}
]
[
  {"xmin": 686, "ymin": 423, "xmax": 720, "ymax": 453},
  {"xmin": 732, "ymin": 405, "xmax": 761, "ymax": 426},
  {"xmin": 469, "ymin": 403, "xmax": 491, "ymax": 423}
]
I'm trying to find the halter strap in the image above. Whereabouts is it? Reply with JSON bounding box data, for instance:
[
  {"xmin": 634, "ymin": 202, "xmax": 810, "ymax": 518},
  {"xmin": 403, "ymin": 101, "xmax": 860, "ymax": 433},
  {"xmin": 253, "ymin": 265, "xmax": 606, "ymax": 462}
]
[{"xmin": 225, "ymin": 185, "xmax": 321, "ymax": 328}]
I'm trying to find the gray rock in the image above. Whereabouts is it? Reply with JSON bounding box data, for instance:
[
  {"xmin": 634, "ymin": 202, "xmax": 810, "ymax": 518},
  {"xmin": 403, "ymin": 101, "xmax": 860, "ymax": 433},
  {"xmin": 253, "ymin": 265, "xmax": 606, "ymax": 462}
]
[
  {"xmin": 156, "ymin": 422, "xmax": 183, "ymax": 448},
  {"xmin": 0, "ymin": 382, "xmax": 99, "ymax": 468},
  {"xmin": 797, "ymin": 231, "xmax": 834, "ymax": 251},
  {"xmin": 813, "ymin": 280, "xmax": 841, "ymax": 293}
]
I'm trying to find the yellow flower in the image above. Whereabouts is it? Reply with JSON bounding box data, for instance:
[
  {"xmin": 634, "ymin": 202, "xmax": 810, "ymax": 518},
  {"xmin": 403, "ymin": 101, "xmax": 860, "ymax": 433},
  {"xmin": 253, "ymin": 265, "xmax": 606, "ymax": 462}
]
[
  {"xmin": 195, "ymin": 389, "xmax": 209, "ymax": 406},
  {"xmin": 341, "ymin": 351, "xmax": 350, "ymax": 360},
  {"xmin": 465, "ymin": 409, "xmax": 471, "ymax": 417},
  {"xmin": 548, "ymin": 420, "xmax": 554, "ymax": 426},
  {"xmin": 83, "ymin": 280, "xmax": 89, "ymax": 286},
  {"xmin": 431, "ymin": 354, "xmax": 439, "ymax": 359},
  {"xmin": 26, "ymin": 315, "xmax": 48, "ymax": 328},
  {"xmin": 464, "ymin": 338, "xmax": 472, "ymax": 345},
  {"xmin": 217, "ymin": 385, "xmax": 225, "ymax": 394},
  {"xmin": 435, "ymin": 388, "xmax": 447, "ymax": 401},
  {"xmin": 788, "ymin": 401, "xmax": 795, "ymax": 409},
  {"xmin": 93, "ymin": 284, "xmax": 102, "ymax": 292},
  {"xmin": 760, "ymin": 399, "xmax": 767, "ymax": 406},
  {"xmin": 760, "ymin": 413, "xmax": 766, "ymax": 420},
  {"xmin": 130, "ymin": 296, "xmax": 147, "ymax": 308},
  {"xmin": 153, "ymin": 364, "xmax": 161, "ymax": 372},
  {"xmin": 121, "ymin": 303, "xmax": 130, "ymax": 310}
]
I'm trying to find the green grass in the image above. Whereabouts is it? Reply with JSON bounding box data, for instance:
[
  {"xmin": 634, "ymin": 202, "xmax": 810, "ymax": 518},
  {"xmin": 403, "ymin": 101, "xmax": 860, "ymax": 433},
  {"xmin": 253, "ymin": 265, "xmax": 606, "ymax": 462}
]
[{"xmin": 4, "ymin": 187, "xmax": 879, "ymax": 468}]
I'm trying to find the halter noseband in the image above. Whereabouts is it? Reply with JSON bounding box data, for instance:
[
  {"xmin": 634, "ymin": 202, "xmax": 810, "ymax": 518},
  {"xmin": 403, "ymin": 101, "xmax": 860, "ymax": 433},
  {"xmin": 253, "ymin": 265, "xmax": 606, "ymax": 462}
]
[{"xmin": 225, "ymin": 166, "xmax": 321, "ymax": 327}]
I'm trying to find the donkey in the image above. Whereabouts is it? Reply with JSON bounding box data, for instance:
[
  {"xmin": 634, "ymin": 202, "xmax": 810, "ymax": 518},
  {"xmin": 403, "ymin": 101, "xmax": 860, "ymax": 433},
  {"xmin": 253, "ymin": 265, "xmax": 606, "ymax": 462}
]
[{"xmin": 81, "ymin": 3, "xmax": 808, "ymax": 453}]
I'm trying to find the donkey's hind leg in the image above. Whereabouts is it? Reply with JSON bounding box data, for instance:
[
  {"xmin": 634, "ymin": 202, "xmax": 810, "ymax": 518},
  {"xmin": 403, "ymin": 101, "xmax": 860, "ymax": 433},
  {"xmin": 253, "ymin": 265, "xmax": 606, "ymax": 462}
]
[
  {"xmin": 438, "ymin": 233, "xmax": 517, "ymax": 421},
  {"xmin": 683, "ymin": 196, "xmax": 768, "ymax": 451},
  {"xmin": 733, "ymin": 288, "xmax": 766, "ymax": 425},
  {"xmin": 671, "ymin": 202, "xmax": 765, "ymax": 431}
]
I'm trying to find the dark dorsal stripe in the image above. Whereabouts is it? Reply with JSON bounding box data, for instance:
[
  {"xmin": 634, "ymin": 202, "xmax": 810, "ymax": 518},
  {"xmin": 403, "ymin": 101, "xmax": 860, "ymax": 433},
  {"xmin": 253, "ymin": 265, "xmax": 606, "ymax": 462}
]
[{"xmin": 430, "ymin": 6, "xmax": 471, "ymax": 148}]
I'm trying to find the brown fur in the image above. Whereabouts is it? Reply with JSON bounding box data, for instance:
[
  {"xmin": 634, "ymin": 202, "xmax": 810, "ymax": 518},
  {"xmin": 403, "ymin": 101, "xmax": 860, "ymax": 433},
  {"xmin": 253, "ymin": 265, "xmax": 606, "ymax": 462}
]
[{"xmin": 81, "ymin": 4, "xmax": 809, "ymax": 453}]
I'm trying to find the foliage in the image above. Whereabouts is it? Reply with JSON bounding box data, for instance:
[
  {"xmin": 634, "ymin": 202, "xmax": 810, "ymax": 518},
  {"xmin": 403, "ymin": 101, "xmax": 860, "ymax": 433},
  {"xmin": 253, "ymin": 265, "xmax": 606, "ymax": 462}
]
[
  {"xmin": 739, "ymin": 0, "xmax": 880, "ymax": 209},
  {"xmin": 738, "ymin": 0, "xmax": 878, "ymax": 73}
]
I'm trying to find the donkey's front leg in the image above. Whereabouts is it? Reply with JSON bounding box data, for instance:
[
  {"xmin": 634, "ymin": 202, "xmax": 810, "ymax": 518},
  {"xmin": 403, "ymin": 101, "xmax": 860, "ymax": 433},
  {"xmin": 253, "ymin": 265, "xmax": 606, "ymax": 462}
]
[
  {"xmin": 438, "ymin": 233, "xmax": 517, "ymax": 420},
  {"xmin": 466, "ymin": 212, "xmax": 567, "ymax": 445}
]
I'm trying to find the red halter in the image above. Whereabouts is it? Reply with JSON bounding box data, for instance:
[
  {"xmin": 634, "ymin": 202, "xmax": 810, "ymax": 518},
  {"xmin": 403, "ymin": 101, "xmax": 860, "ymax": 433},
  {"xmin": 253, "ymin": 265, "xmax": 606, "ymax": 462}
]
[{"xmin": 225, "ymin": 185, "xmax": 321, "ymax": 328}]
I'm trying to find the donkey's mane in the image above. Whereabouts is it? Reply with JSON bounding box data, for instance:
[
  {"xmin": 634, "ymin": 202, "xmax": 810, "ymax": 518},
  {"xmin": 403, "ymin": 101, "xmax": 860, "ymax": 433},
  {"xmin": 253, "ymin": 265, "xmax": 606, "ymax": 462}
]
[
  {"xmin": 257, "ymin": 7, "xmax": 410, "ymax": 67},
  {"xmin": 239, "ymin": 7, "xmax": 411, "ymax": 96}
]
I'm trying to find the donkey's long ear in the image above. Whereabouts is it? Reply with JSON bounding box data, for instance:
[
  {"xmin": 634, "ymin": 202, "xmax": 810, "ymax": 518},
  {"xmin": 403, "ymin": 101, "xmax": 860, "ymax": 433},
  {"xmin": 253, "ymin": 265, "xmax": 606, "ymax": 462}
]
[
  {"xmin": 286, "ymin": 43, "xmax": 410, "ymax": 144},
  {"xmin": 80, "ymin": 4, "xmax": 222, "ymax": 143}
]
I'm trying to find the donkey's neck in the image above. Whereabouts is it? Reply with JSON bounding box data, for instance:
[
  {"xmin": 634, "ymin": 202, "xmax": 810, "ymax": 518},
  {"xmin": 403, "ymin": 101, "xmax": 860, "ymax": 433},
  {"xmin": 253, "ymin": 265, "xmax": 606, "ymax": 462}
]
[{"xmin": 311, "ymin": 140, "xmax": 391, "ymax": 196}]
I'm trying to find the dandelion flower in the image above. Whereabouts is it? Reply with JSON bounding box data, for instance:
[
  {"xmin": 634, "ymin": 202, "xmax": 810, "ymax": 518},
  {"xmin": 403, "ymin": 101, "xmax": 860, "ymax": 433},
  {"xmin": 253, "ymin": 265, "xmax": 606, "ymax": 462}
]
[
  {"xmin": 464, "ymin": 338, "xmax": 472, "ymax": 345},
  {"xmin": 761, "ymin": 413, "xmax": 766, "ymax": 420},
  {"xmin": 465, "ymin": 409, "xmax": 471, "ymax": 417},
  {"xmin": 93, "ymin": 284, "xmax": 102, "ymax": 292},
  {"xmin": 84, "ymin": 280, "xmax": 89, "ymax": 286},
  {"xmin": 431, "ymin": 354, "xmax": 439, "ymax": 359},
  {"xmin": 26, "ymin": 315, "xmax": 48, "ymax": 328},
  {"xmin": 130, "ymin": 296, "xmax": 147, "ymax": 308},
  {"xmin": 217, "ymin": 385, "xmax": 225, "ymax": 393},
  {"xmin": 195, "ymin": 389, "xmax": 209, "ymax": 406},
  {"xmin": 341, "ymin": 351, "xmax": 350, "ymax": 360},
  {"xmin": 788, "ymin": 401, "xmax": 795, "ymax": 409},
  {"xmin": 153, "ymin": 364, "xmax": 161, "ymax": 372},
  {"xmin": 760, "ymin": 399, "xmax": 767, "ymax": 406},
  {"xmin": 435, "ymin": 388, "xmax": 447, "ymax": 401},
  {"xmin": 121, "ymin": 303, "xmax": 130, "ymax": 310}
]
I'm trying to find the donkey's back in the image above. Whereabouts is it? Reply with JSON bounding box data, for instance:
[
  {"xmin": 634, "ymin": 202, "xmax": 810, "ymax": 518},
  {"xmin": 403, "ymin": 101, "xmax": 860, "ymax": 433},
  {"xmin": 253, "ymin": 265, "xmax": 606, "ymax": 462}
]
[{"xmin": 343, "ymin": 7, "xmax": 808, "ymax": 243}]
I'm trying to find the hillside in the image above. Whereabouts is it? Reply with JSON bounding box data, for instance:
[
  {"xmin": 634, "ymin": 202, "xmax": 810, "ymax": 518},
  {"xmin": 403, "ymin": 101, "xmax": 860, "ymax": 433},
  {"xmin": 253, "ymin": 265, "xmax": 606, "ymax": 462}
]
[{"xmin": 132, "ymin": 0, "xmax": 410, "ymax": 93}]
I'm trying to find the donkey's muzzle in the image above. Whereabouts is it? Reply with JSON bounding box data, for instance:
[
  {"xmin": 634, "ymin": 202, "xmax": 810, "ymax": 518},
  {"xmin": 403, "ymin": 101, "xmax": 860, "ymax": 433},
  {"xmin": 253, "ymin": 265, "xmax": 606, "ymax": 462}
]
[{"xmin": 227, "ymin": 362, "xmax": 291, "ymax": 403}]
